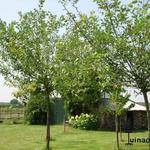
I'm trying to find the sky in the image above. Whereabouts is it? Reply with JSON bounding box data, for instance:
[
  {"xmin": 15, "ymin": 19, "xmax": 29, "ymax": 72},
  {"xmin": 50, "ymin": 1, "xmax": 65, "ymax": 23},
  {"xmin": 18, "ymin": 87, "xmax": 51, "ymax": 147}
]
[
  {"xmin": 0, "ymin": 0, "xmax": 97, "ymax": 102},
  {"xmin": 0, "ymin": 0, "xmax": 98, "ymax": 23}
]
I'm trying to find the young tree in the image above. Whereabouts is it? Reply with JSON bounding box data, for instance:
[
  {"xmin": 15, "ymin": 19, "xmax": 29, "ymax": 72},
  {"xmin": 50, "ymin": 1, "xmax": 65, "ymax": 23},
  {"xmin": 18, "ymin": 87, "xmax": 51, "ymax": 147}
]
[
  {"xmin": 99, "ymin": 64, "xmax": 129, "ymax": 150},
  {"xmin": 109, "ymin": 86, "xmax": 128, "ymax": 150},
  {"xmin": 0, "ymin": 1, "xmax": 62, "ymax": 149}
]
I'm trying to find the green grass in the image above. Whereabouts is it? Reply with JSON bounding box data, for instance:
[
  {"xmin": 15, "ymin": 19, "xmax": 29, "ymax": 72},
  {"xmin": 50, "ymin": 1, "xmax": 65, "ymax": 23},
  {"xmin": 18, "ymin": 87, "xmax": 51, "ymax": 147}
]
[{"xmin": 0, "ymin": 124, "xmax": 149, "ymax": 150}]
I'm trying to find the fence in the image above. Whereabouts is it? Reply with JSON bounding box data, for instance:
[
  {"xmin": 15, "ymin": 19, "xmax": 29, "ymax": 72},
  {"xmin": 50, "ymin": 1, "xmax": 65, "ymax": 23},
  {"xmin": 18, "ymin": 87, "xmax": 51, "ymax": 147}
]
[{"xmin": 0, "ymin": 106, "xmax": 24, "ymax": 121}]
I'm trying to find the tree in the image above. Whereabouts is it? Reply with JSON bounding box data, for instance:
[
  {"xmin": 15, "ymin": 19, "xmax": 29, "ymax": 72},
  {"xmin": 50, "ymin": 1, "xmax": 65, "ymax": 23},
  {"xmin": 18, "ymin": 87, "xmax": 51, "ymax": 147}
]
[
  {"xmin": 54, "ymin": 29, "xmax": 103, "ymax": 117},
  {"xmin": 10, "ymin": 99, "xmax": 19, "ymax": 105},
  {"xmin": 59, "ymin": 0, "xmax": 150, "ymax": 149},
  {"xmin": 92, "ymin": 0, "xmax": 150, "ymax": 144},
  {"xmin": 0, "ymin": 1, "xmax": 63, "ymax": 149},
  {"xmin": 10, "ymin": 99, "xmax": 23, "ymax": 107},
  {"xmin": 96, "ymin": 62, "xmax": 129, "ymax": 150},
  {"xmin": 109, "ymin": 86, "xmax": 129, "ymax": 149}
]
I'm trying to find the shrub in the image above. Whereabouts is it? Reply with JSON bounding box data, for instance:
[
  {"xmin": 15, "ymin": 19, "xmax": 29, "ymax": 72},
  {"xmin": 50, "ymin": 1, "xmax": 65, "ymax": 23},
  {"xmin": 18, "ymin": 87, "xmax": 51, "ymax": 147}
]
[
  {"xmin": 24, "ymin": 95, "xmax": 59, "ymax": 125},
  {"xmin": 24, "ymin": 97, "xmax": 47, "ymax": 125},
  {"xmin": 65, "ymin": 94, "xmax": 102, "ymax": 116},
  {"xmin": 69, "ymin": 113, "xmax": 98, "ymax": 130}
]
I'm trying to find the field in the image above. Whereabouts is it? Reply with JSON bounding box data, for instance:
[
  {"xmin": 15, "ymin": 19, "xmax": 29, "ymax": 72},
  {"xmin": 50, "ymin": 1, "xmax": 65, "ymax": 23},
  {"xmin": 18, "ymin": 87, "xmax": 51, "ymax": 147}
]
[{"xmin": 0, "ymin": 124, "xmax": 149, "ymax": 150}]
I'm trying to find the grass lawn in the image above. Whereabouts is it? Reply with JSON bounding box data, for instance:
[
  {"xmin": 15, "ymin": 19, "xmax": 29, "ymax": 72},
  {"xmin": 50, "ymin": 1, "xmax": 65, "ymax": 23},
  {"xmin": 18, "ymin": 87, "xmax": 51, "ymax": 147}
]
[{"xmin": 0, "ymin": 124, "xmax": 149, "ymax": 150}]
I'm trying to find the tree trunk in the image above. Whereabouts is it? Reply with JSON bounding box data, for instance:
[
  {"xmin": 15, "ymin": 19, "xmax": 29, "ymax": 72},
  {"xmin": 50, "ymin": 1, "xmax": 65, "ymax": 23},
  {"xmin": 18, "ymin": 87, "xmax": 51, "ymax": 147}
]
[
  {"xmin": 119, "ymin": 116, "xmax": 123, "ymax": 142},
  {"xmin": 142, "ymin": 91, "xmax": 150, "ymax": 150},
  {"xmin": 46, "ymin": 95, "xmax": 51, "ymax": 150},
  {"xmin": 115, "ymin": 114, "xmax": 119, "ymax": 150}
]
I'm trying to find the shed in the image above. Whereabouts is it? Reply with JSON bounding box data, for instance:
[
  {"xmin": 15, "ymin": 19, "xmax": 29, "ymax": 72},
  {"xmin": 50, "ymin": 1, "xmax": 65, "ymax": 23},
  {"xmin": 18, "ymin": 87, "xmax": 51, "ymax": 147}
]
[
  {"xmin": 124, "ymin": 101, "xmax": 147, "ymax": 130},
  {"xmin": 124, "ymin": 101, "xmax": 146, "ymax": 111}
]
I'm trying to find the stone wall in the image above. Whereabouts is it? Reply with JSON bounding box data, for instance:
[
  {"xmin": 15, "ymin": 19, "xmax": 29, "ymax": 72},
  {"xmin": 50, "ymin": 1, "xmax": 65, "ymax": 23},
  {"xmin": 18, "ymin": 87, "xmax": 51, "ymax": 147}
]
[
  {"xmin": 133, "ymin": 111, "xmax": 147, "ymax": 130},
  {"xmin": 99, "ymin": 111, "xmax": 147, "ymax": 130}
]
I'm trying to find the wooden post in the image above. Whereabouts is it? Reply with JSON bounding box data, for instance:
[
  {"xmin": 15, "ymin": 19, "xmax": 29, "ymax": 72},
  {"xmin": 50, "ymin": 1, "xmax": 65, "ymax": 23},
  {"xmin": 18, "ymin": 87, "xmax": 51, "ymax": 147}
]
[{"xmin": 0, "ymin": 106, "xmax": 1, "ymax": 122}]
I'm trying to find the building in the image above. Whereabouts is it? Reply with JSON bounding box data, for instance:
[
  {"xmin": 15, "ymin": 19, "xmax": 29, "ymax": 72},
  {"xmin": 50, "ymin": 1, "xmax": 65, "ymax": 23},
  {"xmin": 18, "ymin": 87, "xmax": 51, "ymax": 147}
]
[{"xmin": 101, "ymin": 88, "xmax": 150, "ymax": 130}]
